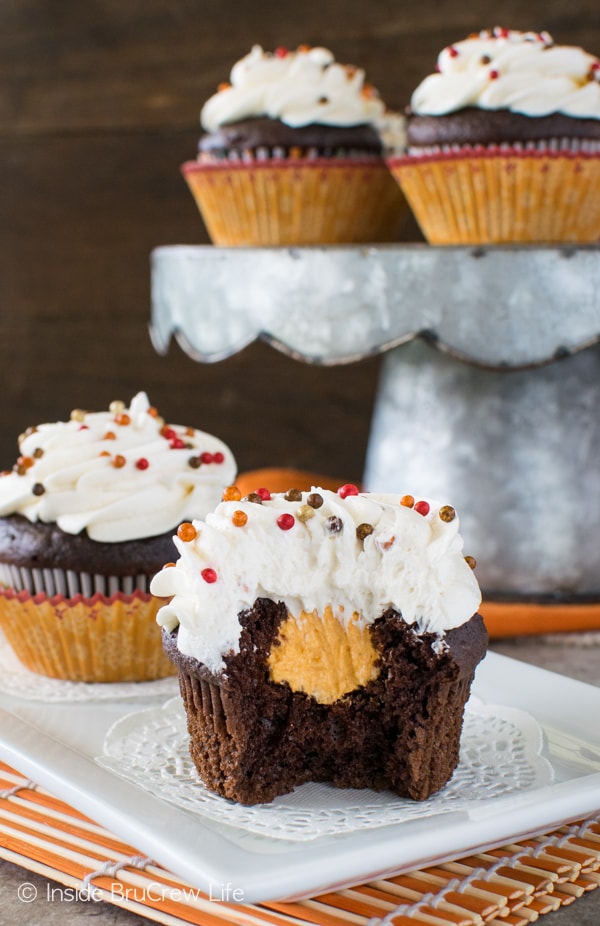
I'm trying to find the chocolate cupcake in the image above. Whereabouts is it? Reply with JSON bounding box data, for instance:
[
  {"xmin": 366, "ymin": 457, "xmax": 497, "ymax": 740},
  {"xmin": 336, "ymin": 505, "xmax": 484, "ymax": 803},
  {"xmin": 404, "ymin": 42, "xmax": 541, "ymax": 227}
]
[
  {"xmin": 152, "ymin": 485, "xmax": 487, "ymax": 804},
  {"xmin": 0, "ymin": 392, "xmax": 236, "ymax": 682},
  {"xmin": 387, "ymin": 28, "xmax": 600, "ymax": 243},
  {"xmin": 182, "ymin": 44, "xmax": 406, "ymax": 245}
]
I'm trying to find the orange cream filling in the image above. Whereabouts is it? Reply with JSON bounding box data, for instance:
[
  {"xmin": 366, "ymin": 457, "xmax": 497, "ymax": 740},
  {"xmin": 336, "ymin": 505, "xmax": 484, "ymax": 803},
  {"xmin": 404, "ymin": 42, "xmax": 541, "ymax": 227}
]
[{"xmin": 267, "ymin": 606, "xmax": 379, "ymax": 704}]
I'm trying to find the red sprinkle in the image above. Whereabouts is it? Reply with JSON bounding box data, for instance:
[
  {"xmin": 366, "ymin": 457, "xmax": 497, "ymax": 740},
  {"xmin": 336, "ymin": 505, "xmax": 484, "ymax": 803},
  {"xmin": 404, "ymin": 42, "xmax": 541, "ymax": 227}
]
[
  {"xmin": 136, "ymin": 458, "xmax": 149, "ymax": 470},
  {"xmin": 78, "ymin": 425, "xmax": 89, "ymax": 431},
  {"xmin": 274, "ymin": 46, "xmax": 288, "ymax": 58},
  {"xmin": 414, "ymin": 500, "xmax": 430, "ymax": 516},
  {"xmin": 170, "ymin": 437, "xmax": 185, "ymax": 450},
  {"xmin": 213, "ymin": 451, "xmax": 225, "ymax": 464},
  {"xmin": 489, "ymin": 69, "xmax": 500, "ymax": 80},
  {"xmin": 338, "ymin": 483, "xmax": 360, "ymax": 499},
  {"xmin": 161, "ymin": 426, "xmax": 177, "ymax": 440},
  {"xmin": 256, "ymin": 487, "xmax": 272, "ymax": 500},
  {"xmin": 200, "ymin": 451, "xmax": 214, "ymax": 464},
  {"xmin": 277, "ymin": 513, "xmax": 295, "ymax": 531},
  {"xmin": 201, "ymin": 568, "xmax": 217, "ymax": 584},
  {"xmin": 448, "ymin": 46, "xmax": 459, "ymax": 57}
]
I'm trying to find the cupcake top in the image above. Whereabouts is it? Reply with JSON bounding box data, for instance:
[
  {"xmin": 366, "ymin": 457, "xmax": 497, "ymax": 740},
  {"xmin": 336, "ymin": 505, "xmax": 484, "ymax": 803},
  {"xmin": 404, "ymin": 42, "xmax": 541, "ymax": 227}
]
[
  {"xmin": 0, "ymin": 392, "xmax": 236, "ymax": 544},
  {"xmin": 151, "ymin": 485, "xmax": 482, "ymax": 672},
  {"xmin": 410, "ymin": 28, "xmax": 600, "ymax": 119},
  {"xmin": 201, "ymin": 44, "xmax": 387, "ymax": 131},
  {"xmin": 198, "ymin": 44, "xmax": 405, "ymax": 156}
]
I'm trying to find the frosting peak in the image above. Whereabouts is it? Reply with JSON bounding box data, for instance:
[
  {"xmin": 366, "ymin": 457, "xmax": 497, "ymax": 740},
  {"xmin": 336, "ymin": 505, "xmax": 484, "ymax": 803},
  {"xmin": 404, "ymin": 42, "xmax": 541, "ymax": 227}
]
[
  {"xmin": 0, "ymin": 393, "xmax": 236, "ymax": 543},
  {"xmin": 411, "ymin": 28, "xmax": 600, "ymax": 119},
  {"xmin": 151, "ymin": 487, "xmax": 482, "ymax": 673},
  {"xmin": 200, "ymin": 44, "xmax": 388, "ymax": 133}
]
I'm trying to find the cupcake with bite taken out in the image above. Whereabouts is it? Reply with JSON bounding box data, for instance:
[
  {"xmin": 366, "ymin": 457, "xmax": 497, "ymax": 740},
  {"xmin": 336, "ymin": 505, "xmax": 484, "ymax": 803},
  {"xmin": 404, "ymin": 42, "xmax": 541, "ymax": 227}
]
[
  {"xmin": 152, "ymin": 483, "xmax": 487, "ymax": 805},
  {"xmin": 388, "ymin": 27, "xmax": 600, "ymax": 244},
  {"xmin": 0, "ymin": 392, "xmax": 236, "ymax": 682},
  {"xmin": 182, "ymin": 44, "xmax": 406, "ymax": 245}
]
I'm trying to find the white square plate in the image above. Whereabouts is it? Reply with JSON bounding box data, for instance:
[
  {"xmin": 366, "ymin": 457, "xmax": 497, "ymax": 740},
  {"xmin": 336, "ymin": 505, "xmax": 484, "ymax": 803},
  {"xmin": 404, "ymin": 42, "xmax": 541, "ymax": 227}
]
[{"xmin": 0, "ymin": 652, "xmax": 599, "ymax": 903}]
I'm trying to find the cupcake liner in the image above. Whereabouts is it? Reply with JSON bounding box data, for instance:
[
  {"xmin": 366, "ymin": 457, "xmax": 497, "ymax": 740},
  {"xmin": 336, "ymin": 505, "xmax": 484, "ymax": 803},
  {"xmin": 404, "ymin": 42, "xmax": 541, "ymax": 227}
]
[
  {"xmin": 181, "ymin": 156, "xmax": 406, "ymax": 246},
  {"xmin": 388, "ymin": 145, "xmax": 600, "ymax": 244},
  {"xmin": 0, "ymin": 584, "xmax": 175, "ymax": 683}
]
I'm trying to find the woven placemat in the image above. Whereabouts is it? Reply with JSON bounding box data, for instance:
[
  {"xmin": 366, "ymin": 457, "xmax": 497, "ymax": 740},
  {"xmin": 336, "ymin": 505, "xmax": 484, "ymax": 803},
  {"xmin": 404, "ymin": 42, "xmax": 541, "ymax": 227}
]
[{"xmin": 0, "ymin": 760, "xmax": 598, "ymax": 926}]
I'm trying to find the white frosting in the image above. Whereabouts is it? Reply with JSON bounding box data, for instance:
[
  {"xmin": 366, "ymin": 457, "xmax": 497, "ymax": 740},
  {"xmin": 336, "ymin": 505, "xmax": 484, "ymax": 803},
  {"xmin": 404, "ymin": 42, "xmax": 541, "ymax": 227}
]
[
  {"xmin": 0, "ymin": 392, "xmax": 236, "ymax": 543},
  {"xmin": 201, "ymin": 44, "xmax": 389, "ymax": 133},
  {"xmin": 411, "ymin": 28, "xmax": 600, "ymax": 119},
  {"xmin": 151, "ymin": 488, "xmax": 482, "ymax": 672}
]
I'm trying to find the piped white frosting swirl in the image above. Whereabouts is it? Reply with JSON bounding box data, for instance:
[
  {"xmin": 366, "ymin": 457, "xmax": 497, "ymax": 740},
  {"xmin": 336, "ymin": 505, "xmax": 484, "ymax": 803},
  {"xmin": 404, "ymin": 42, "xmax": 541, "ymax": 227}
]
[
  {"xmin": 0, "ymin": 392, "xmax": 236, "ymax": 543},
  {"xmin": 411, "ymin": 28, "xmax": 600, "ymax": 118},
  {"xmin": 201, "ymin": 44, "xmax": 389, "ymax": 132},
  {"xmin": 151, "ymin": 487, "xmax": 482, "ymax": 672}
]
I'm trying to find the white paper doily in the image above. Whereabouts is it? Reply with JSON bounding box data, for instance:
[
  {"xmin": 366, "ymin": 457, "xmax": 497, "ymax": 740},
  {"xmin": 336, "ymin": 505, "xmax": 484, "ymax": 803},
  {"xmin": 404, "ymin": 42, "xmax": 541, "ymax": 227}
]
[
  {"xmin": 0, "ymin": 633, "xmax": 178, "ymax": 703},
  {"xmin": 97, "ymin": 695, "xmax": 554, "ymax": 841}
]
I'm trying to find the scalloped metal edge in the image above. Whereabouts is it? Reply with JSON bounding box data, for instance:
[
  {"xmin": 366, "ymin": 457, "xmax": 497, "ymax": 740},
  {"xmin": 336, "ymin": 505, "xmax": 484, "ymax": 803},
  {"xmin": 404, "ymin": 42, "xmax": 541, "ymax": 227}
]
[{"xmin": 150, "ymin": 244, "xmax": 600, "ymax": 370}]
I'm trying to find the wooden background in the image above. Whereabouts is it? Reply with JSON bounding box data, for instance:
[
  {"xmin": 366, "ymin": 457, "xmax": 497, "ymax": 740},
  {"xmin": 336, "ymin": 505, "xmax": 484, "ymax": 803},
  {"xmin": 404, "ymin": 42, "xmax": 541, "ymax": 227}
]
[{"xmin": 1, "ymin": 0, "xmax": 598, "ymax": 483}]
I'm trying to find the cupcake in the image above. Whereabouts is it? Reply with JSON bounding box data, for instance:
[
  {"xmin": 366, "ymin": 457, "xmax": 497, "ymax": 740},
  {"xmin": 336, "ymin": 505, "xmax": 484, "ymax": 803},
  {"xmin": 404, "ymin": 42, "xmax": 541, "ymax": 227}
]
[
  {"xmin": 182, "ymin": 44, "xmax": 406, "ymax": 246},
  {"xmin": 152, "ymin": 484, "xmax": 487, "ymax": 804},
  {"xmin": 387, "ymin": 28, "xmax": 600, "ymax": 244},
  {"xmin": 0, "ymin": 392, "xmax": 236, "ymax": 682}
]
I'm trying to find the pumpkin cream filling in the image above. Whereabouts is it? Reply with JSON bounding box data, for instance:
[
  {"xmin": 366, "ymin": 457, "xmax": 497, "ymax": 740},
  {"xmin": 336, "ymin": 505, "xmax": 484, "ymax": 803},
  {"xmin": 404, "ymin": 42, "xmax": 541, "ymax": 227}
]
[{"xmin": 267, "ymin": 605, "xmax": 379, "ymax": 704}]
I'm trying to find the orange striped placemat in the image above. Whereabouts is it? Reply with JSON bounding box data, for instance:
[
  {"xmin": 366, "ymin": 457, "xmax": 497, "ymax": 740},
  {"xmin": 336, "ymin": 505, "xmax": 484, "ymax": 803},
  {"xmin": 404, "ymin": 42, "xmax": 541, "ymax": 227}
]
[{"xmin": 0, "ymin": 760, "xmax": 599, "ymax": 926}]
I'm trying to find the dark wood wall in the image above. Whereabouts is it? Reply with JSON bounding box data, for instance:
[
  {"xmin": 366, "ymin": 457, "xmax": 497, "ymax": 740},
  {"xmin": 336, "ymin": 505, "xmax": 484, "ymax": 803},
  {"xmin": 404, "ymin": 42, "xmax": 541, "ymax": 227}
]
[{"xmin": 1, "ymin": 1, "xmax": 598, "ymax": 482}]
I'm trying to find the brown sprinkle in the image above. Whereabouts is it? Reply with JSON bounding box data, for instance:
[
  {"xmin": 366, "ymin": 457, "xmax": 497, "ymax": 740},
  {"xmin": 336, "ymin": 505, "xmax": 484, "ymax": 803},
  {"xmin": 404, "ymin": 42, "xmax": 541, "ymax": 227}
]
[
  {"xmin": 33, "ymin": 448, "xmax": 44, "ymax": 459},
  {"xmin": 439, "ymin": 505, "xmax": 456, "ymax": 523},
  {"xmin": 32, "ymin": 483, "xmax": 45, "ymax": 497},
  {"xmin": 465, "ymin": 555, "xmax": 477, "ymax": 570},
  {"xmin": 307, "ymin": 492, "xmax": 323, "ymax": 509},
  {"xmin": 284, "ymin": 488, "xmax": 302, "ymax": 501},
  {"xmin": 326, "ymin": 515, "xmax": 343, "ymax": 534},
  {"xmin": 245, "ymin": 493, "xmax": 263, "ymax": 504},
  {"xmin": 356, "ymin": 522, "xmax": 374, "ymax": 541},
  {"xmin": 188, "ymin": 455, "xmax": 202, "ymax": 469}
]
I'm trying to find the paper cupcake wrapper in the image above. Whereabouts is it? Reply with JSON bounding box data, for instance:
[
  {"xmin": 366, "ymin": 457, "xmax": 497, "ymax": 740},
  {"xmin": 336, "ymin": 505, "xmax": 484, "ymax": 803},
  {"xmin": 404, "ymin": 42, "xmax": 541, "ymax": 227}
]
[
  {"xmin": 0, "ymin": 580, "xmax": 175, "ymax": 683},
  {"xmin": 181, "ymin": 157, "xmax": 406, "ymax": 246},
  {"xmin": 388, "ymin": 144, "xmax": 600, "ymax": 244}
]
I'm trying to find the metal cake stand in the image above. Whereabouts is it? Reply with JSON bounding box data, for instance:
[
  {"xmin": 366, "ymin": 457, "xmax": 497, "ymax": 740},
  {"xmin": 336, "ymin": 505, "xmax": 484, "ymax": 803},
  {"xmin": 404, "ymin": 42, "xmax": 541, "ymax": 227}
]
[{"xmin": 150, "ymin": 244, "xmax": 600, "ymax": 600}]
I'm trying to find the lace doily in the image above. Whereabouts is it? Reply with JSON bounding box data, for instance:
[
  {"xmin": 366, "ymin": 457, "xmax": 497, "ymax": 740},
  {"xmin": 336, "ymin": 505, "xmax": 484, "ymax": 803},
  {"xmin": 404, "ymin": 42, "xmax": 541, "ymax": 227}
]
[
  {"xmin": 98, "ymin": 695, "xmax": 554, "ymax": 841},
  {"xmin": 0, "ymin": 633, "xmax": 178, "ymax": 703}
]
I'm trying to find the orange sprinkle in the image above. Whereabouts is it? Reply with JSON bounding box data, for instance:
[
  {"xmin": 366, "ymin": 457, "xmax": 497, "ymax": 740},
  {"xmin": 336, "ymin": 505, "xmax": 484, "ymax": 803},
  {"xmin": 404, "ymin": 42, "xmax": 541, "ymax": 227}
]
[
  {"xmin": 222, "ymin": 485, "xmax": 242, "ymax": 502},
  {"xmin": 112, "ymin": 454, "xmax": 126, "ymax": 468},
  {"xmin": 115, "ymin": 413, "xmax": 131, "ymax": 426},
  {"xmin": 177, "ymin": 522, "xmax": 197, "ymax": 542},
  {"xmin": 232, "ymin": 510, "xmax": 248, "ymax": 527},
  {"xmin": 147, "ymin": 406, "xmax": 159, "ymax": 418},
  {"xmin": 400, "ymin": 495, "xmax": 414, "ymax": 508},
  {"xmin": 103, "ymin": 431, "xmax": 116, "ymax": 440}
]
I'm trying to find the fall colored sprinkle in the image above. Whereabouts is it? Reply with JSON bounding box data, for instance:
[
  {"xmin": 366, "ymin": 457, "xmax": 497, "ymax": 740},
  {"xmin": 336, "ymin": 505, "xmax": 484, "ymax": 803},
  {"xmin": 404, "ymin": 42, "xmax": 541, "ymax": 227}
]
[
  {"xmin": 200, "ymin": 451, "xmax": 214, "ymax": 464},
  {"xmin": 103, "ymin": 431, "xmax": 116, "ymax": 440},
  {"xmin": 274, "ymin": 46, "xmax": 288, "ymax": 58},
  {"xmin": 448, "ymin": 46, "xmax": 459, "ymax": 57},
  {"xmin": 17, "ymin": 456, "xmax": 34, "ymax": 470},
  {"xmin": 70, "ymin": 409, "xmax": 86, "ymax": 422},
  {"xmin": 188, "ymin": 455, "xmax": 202, "ymax": 469},
  {"xmin": 285, "ymin": 488, "xmax": 302, "ymax": 501},
  {"xmin": 148, "ymin": 406, "xmax": 160, "ymax": 418},
  {"xmin": 326, "ymin": 515, "xmax": 343, "ymax": 534},
  {"xmin": 177, "ymin": 522, "xmax": 197, "ymax": 542},
  {"xmin": 246, "ymin": 493, "xmax": 264, "ymax": 504},
  {"xmin": 213, "ymin": 451, "xmax": 225, "ymax": 464},
  {"xmin": 109, "ymin": 400, "xmax": 125, "ymax": 414},
  {"xmin": 112, "ymin": 454, "xmax": 126, "ymax": 469},
  {"xmin": 277, "ymin": 513, "xmax": 295, "ymax": 531},
  {"xmin": 114, "ymin": 413, "xmax": 131, "ymax": 426},
  {"xmin": 307, "ymin": 492, "xmax": 323, "ymax": 509},
  {"xmin": 255, "ymin": 487, "xmax": 271, "ymax": 501},
  {"xmin": 222, "ymin": 486, "xmax": 241, "ymax": 502},
  {"xmin": 439, "ymin": 505, "xmax": 456, "ymax": 523},
  {"xmin": 135, "ymin": 458, "xmax": 150, "ymax": 470},
  {"xmin": 78, "ymin": 425, "xmax": 89, "ymax": 431},
  {"xmin": 232, "ymin": 510, "xmax": 248, "ymax": 527},
  {"xmin": 356, "ymin": 522, "xmax": 374, "ymax": 541},
  {"xmin": 296, "ymin": 504, "xmax": 315, "ymax": 522},
  {"xmin": 32, "ymin": 483, "xmax": 45, "ymax": 497},
  {"xmin": 161, "ymin": 426, "xmax": 177, "ymax": 440},
  {"xmin": 99, "ymin": 451, "xmax": 111, "ymax": 457},
  {"xmin": 33, "ymin": 448, "xmax": 44, "ymax": 458},
  {"xmin": 489, "ymin": 69, "xmax": 500, "ymax": 80},
  {"xmin": 414, "ymin": 500, "xmax": 430, "ymax": 516},
  {"xmin": 465, "ymin": 555, "xmax": 477, "ymax": 570},
  {"xmin": 338, "ymin": 483, "xmax": 360, "ymax": 499},
  {"xmin": 170, "ymin": 437, "xmax": 185, "ymax": 450},
  {"xmin": 400, "ymin": 494, "xmax": 414, "ymax": 508},
  {"xmin": 201, "ymin": 568, "xmax": 217, "ymax": 584}
]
